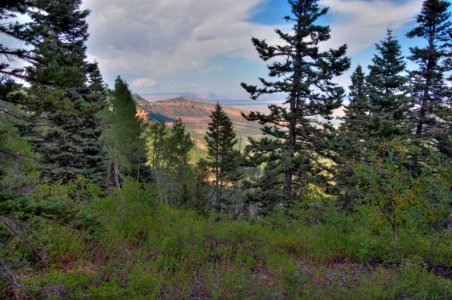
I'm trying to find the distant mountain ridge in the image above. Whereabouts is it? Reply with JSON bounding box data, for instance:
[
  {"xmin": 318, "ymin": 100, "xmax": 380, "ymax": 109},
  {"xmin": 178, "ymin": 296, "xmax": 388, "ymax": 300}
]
[
  {"xmin": 138, "ymin": 92, "xmax": 226, "ymax": 103},
  {"xmin": 133, "ymin": 92, "xmax": 345, "ymax": 121},
  {"xmin": 133, "ymin": 95, "xmax": 262, "ymax": 152}
]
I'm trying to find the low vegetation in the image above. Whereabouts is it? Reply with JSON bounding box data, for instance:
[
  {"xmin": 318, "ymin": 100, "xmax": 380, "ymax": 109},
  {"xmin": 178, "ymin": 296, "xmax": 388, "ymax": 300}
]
[{"xmin": 2, "ymin": 179, "xmax": 450, "ymax": 299}]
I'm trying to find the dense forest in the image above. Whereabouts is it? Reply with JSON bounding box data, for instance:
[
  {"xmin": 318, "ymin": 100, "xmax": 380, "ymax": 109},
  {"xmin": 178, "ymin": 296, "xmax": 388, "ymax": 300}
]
[{"xmin": 0, "ymin": 0, "xmax": 451, "ymax": 299}]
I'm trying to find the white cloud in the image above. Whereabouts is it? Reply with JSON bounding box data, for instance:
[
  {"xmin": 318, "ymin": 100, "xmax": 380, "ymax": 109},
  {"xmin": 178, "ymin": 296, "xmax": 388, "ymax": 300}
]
[
  {"xmin": 82, "ymin": 0, "xmax": 423, "ymax": 95},
  {"xmin": 321, "ymin": 0, "xmax": 423, "ymax": 53},
  {"xmin": 83, "ymin": 0, "xmax": 277, "ymax": 78},
  {"xmin": 131, "ymin": 78, "xmax": 157, "ymax": 88}
]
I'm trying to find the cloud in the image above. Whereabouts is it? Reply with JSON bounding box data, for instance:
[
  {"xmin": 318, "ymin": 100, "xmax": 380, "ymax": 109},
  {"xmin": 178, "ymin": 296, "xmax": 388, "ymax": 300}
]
[
  {"xmin": 131, "ymin": 78, "xmax": 157, "ymax": 88},
  {"xmin": 81, "ymin": 0, "xmax": 423, "ymax": 95},
  {"xmin": 83, "ymin": 0, "xmax": 277, "ymax": 79},
  {"xmin": 196, "ymin": 35, "xmax": 217, "ymax": 42},
  {"xmin": 321, "ymin": 0, "xmax": 423, "ymax": 53}
]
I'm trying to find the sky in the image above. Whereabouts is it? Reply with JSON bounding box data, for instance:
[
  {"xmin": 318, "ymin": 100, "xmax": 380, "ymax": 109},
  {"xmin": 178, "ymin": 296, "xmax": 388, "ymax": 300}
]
[
  {"xmin": 70, "ymin": 1, "xmax": 427, "ymax": 99},
  {"xmin": 81, "ymin": 0, "xmax": 426, "ymax": 100}
]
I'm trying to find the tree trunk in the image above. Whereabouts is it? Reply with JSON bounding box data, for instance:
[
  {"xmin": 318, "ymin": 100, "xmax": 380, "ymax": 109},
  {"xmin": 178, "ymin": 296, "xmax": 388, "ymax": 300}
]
[
  {"xmin": 113, "ymin": 161, "xmax": 120, "ymax": 189},
  {"xmin": 107, "ymin": 161, "xmax": 111, "ymax": 182},
  {"xmin": 412, "ymin": 58, "xmax": 433, "ymax": 176},
  {"xmin": 392, "ymin": 223, "xmax": 399, "ymax": 256},
  {"xmin": 416, "ymin": 34, "xmax": 434, "ymax": 138},
  {"xmin": 285, "ymin": 22, "xmax": 302, "ymax": 202},
  {"xmin": 219, "ymin": 174, "xmax": 224, "ymax": 215},
  {"xmin": 215, "ymin": 150, "xmax": 220, "ymax": 212},
  {"xmin": 284, "ymin": 96, "xmax": 296, "ymax": 200}
]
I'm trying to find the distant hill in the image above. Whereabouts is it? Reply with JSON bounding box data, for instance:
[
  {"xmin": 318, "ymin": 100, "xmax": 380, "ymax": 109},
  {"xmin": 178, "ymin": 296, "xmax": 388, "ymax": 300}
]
[
  {"xmin": 131, "ymin": 92, "xmax": 148, "ymax": 103},
  {"xmin": 135, "ymin": 96, "xmax": 263, "ymax": 152},
  {"xmin": 138, "ymin": 92, "xmax": 225, "ymax": 103}
]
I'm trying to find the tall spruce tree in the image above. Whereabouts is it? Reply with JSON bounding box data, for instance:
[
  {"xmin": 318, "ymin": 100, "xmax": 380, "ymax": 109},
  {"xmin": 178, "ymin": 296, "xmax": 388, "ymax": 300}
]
[
  {"xmin": 366, "ymin": 29, "xmax": 409, "ymax": 140},
  {"xmin": 0, "ymin": 0, "xmax": 36, "ymax": 112},
  {"xmin": 26, "ymin": 0, "xmax": 106, "ymax": 184},
  {"xmin": 82, "ymin": 62, "xmax": 108, "ymax": 185},
  {"xmin": 205, "ymin": 103, "xmax": 240, "ymax": 212},
  {"xmin": 341, "ymin": 65, "xmax": 370, "ymax": 140},
  {"xmin": 406, "ymin": 0, "xmax": 451, "ymax": 158},
  {"xmin": 241, "ymin": 0, "xmax": 350, "ymax": 210},
  {"xmin": 335, "ymin": 65, "xmax": 370, "ymax": 210},
  {"xmin": 0, "ymin": 0, "xmax": 33, "ymax": 81}
]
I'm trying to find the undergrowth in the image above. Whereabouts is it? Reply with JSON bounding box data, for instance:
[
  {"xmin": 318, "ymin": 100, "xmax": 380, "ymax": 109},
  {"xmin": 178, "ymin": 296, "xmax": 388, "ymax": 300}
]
[{"xmin": 4, "ymin": 179, "xmax": 451, "ymax": 299}]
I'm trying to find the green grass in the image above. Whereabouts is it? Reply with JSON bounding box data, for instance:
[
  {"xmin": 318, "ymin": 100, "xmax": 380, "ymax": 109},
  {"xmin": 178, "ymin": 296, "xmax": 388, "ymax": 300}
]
[{"xmin": 7, "ymin": 179, "xmax": 451, "ymax": 299}]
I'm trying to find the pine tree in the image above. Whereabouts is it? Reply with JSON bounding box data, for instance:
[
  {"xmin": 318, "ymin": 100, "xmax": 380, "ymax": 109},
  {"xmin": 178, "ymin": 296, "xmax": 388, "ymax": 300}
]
[
  {"xmin": 341, "ymin": 65, "xmax": 370, "ymax": 140},
  {"xmin": 25, "ymin": 0, "xmax": 106, "ymax": 184},
  {"xmin": 205, "ymin": 103, "xmax": 240, "ymax": 212},
  {"xmin": 366, "ymin": 29, "xmax": 409, "ymax": 140},
  {"xmin": 101, "ymin": 76, "xmax": 144, "ymax": 188},
  {"xmin": 406, "ymin": 0, "xmax": 451, "ymax": 158},
  {"xmin": 0, "ymin": 0, "xmax": 33, "ymax": 81},
  {"xmin": 192, "ymin": 159, "xmax": 210, "ymax": 215},
  {"xmin": 82, "ymin": 62, "xmax": 108, "ymax": 186},
  {"xmin": 241, "ymin": 0, "xmax": 350, "ymax": 210},
  {"xmin": 335, "ymin": 66, "xmax": 370, "ymax": 210},
  {"xmin": 0, "ymin": 0, "xmax": 36, "ymax": 114}
]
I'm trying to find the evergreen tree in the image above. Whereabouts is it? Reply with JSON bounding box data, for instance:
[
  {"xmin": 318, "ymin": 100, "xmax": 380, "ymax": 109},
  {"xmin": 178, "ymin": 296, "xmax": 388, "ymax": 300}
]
[
  {"xmin": 82, "ymin": 62, "xmax": 108, "ymax": 185},
  {"xmin": 406, "ymin": 0, "xmax": 451, "ymax": 158},
  {"xmin": 191, "ymin": 159, "xmax": 210, "ymax": 215},
  {"xmin": 366, "ymin": 29, "xmax": 409, "ymax": 140},
  {"xmin": 101, "ymin": 76, "xmax": 146, "ymax": 188},
  {"xmin": 205, "ymin": 103, "xmax": 240, "ymax": 212},
  {"xmin": 241, "ymin": 0, "xmax": 350, "ymax": 210},
  {"xmin": 25, "ymin": 0, "xmax": 106, "ymax": 184},
  {"xmin": 341, "ymin": 65, "xmax": 370, "ymax": 140},
  {"xmin": 0, "ymin": 0, "xmax": 33, "ymax": 81},
  {"xmin": 0, "ymin": 0, "xmax": 35, "ymax": 117},
  {"xmin": 335, "ymin": 66, "xmax": 370, "ymax": 210}
]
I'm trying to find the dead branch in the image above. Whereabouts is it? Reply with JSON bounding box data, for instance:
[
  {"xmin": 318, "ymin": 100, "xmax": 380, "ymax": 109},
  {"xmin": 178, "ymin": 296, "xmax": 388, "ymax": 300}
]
[
  {"xmin": 0, "ymin": 216, "xmax": 49, "ymax": 268},
  {"xmin": 0, "ymin": 259, "xmax": 37, "ymax": 300}
]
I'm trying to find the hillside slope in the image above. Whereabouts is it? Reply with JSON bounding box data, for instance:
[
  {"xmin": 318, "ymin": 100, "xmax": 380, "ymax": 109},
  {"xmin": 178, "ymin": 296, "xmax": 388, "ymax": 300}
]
[
  {"xmin": 137, "ymin": 97, "xmax": 263, "ymax": 151},
  {"xmin": 10, "ymin": 180, "xmax": 451, "ymax": 299}
]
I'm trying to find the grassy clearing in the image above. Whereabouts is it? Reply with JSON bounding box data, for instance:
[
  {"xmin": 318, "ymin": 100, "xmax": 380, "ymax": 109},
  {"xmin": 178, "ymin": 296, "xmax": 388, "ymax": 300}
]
[{"xmin": 10, "ymin": 180, "xmax": 451, "ymax": 299}]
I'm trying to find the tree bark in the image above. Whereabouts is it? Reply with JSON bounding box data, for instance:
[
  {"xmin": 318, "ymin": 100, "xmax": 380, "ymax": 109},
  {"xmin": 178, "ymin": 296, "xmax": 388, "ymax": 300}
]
[
  {"xmin": 390, "ymin": 221, "xmax": 400, "ymax": 256},
  {"xmin": 113, "ymin": 161, "xmax": 120, "ymax": 189},
  {"xmin": 215, "ymin": 146, "xmax": 220, "ymax": 212}
]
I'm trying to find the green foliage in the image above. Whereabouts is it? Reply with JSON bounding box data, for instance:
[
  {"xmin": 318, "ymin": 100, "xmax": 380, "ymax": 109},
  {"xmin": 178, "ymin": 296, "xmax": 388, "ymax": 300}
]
[
  {"xmin": 341, "ymin": 65, "xmax": 370, "ymax": 139},
  {"xmin": 189, "ymin": 159, "xmax": 210, "ymax": 215},
  {"xmin": 366, "ymin": 29, "xmax": 409, "ymax": 139},
  {"xmin": 0, "ymin": 107, "xmax": 37, "ymax": 185},
  {"xmin": 242, "ymin": 0, "xmax": 350, "ymax": 212},
  {"xmin": 205, "ymin": 103, "xmax": 241, "ymax": 212},
  {"xmin": 143, "ymin": 119, "xmax": 195, "ymax": 205},
  {"xmin": 353, "ymin": 263, "xmax": 451, "ymax": 299},
  {"xmin": 101, "ymin": 76, "xmax": 149, "ymax": 187},
  {"xmin": 407, "ymin": 0, "xmax": 451, "ymax": 156},
  {"xmin": 24, "ymin": 0, "xmax": 107, "ymax": 185},
  {"xmin": 353, "ymin": 139, "xmax": 451, "ymax": 252},
  {"xmin": 7, "ymin": 180, "xmax": 449, "ymax": 299},
  {"xmin": 0, "ymin": 1, "xmax": 34, "ymax": 81},
  {"xmin": 1, "ymin": 1, "xmax": 451, "ymax": 298}
]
